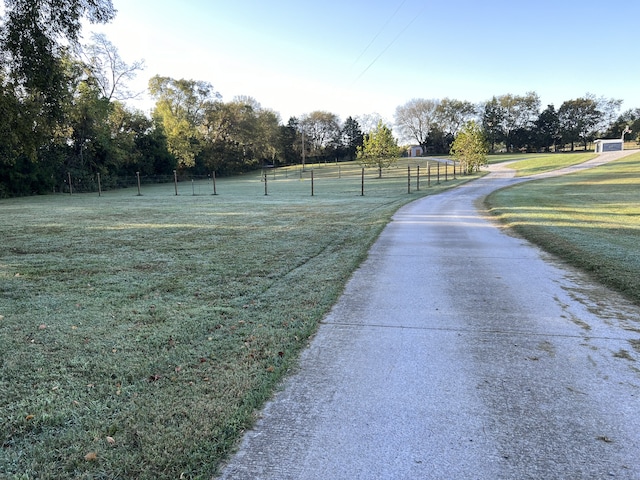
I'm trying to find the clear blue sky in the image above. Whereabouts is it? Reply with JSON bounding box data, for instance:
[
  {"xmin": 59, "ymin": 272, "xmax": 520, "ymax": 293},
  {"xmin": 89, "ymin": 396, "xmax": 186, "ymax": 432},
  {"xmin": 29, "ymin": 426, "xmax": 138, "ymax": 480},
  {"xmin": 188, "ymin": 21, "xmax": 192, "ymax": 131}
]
[{"xmin": 88, "ymin": 0, "xmax": 640, "ymax": 124}]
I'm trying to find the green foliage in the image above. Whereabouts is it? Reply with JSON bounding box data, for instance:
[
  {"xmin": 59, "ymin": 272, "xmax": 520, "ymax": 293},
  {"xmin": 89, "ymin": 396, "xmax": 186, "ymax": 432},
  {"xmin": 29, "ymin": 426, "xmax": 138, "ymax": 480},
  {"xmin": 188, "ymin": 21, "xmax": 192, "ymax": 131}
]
[
  {"xmin": 450, "ymin": 121, "xmax": 488, "ymax": 173},
  {"xmin": 342, "ymin": 116, "xmax": 364, "ymax": 161},
  {"xmin": 1, "ymin": 0, "xmax": 115, "ymax": 109},
  {"xmin": 480, "ymin": 92, "xmax": 540, "ymax": 153},
  {"xmin": 149, "ymin": 76, "xmax": 221, "ymax": 169},
  {"xmin": 558, "ymin": 97, "xmax": 601, "ymax": 151},
  {"xmin": 300, "ymin": 111, "xmax": 342, "ymax": 161},
  {"xmin": 357, "ymin": 121, "xmax": 402, "ymax": 177},
  {"xmin": 534, "ymin": 104, "xmax": 561, "ymax": 152}
]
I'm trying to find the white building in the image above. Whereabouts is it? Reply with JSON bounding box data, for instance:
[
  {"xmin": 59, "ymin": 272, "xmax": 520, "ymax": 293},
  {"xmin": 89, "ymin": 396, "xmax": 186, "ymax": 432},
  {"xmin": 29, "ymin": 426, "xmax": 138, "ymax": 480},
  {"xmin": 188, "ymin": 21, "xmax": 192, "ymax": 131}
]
[
  {"xmin": 594, "ymin": 139, "xmax": 623, "ymax": 153},
  {"xmin": 407, "ymin": 145, "xmax": 424, "ymax": 157}
]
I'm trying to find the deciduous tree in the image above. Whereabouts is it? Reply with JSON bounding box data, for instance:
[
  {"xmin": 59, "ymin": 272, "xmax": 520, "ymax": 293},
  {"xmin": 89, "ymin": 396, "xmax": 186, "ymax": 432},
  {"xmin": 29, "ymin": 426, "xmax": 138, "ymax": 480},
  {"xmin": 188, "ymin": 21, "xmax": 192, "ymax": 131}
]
[
  {"xmin": 1, "ymin": 0, "xmax": 115, "ymax": 109},
  {"xmin": 77, "ymin": 33, "xmax": 145, "ymax": 101},
  {"xmin": 300, "ymin": 111, "xmax": 341, "ymax": 161},
  {"xmin": 450, "ymin": 121, "xmax": 488, "ymax": 174},
  {"xmin": 357, "ymin": 120, "xmax": 403, "ymax": 178},
  {"xmin": 435, "ymin": 98, "xmax": 476, "ymax": 152},
  {"xmin": 394, "ymin": 98, "xmax": 440, "ymax": 152},
  {"xmin": 558, "ymin": 97, "xmax": 600, "ymax": 151},
  {"xmin": 492, "ymin": 92, "xmax": 540, "ymax": 152},
  {"xmin": 149, "ymin": 75, "xmax": 221, "ymax": 168}
]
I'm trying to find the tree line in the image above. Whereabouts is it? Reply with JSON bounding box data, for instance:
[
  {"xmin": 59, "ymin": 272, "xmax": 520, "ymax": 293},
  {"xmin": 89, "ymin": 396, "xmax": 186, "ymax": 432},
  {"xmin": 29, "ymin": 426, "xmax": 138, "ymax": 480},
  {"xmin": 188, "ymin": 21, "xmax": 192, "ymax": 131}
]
[
  {"xmin": 1, "ymin": 0, "xmax": 638, "ymax": 198},
  {"xmin": 394, "ymin": 93, "xmax": 638, "ymax": 155}
]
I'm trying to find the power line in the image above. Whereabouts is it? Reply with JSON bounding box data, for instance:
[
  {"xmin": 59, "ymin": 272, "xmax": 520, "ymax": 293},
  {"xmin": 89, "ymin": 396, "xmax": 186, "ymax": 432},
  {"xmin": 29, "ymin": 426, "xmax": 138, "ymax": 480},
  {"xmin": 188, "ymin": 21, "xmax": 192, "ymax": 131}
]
[
  {"xmin": 354, "ymin": 5, "xmax": 427, "ymax": 83},
  {"xmin": 350, "ymin": 0, "xmax": 408, "ymax": 70}
]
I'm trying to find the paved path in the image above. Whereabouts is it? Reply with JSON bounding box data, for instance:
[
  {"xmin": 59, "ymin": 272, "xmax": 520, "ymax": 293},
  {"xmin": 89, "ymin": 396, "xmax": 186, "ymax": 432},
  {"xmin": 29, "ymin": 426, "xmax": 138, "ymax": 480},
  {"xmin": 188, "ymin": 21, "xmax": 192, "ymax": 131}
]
[{"xmin": 218, "ymin": 151, "xmax": 640, "ymax": 479}]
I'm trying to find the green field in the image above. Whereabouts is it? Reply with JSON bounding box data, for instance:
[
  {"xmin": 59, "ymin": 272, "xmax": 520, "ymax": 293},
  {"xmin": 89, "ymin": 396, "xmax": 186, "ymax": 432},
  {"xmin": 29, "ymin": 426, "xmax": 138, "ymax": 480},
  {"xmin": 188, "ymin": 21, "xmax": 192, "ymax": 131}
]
[
  {"xmin": 5, "ymin": 151, "xmax": 639, "ymax": 479},
  {"xmin": 486, "ymin": 152, "xmax": 640, "ymax": 304},
  {"xmin": 502, "ymin": 152, "xmax": 596, "ymax": 176},
  {"xmin": 0, "ymin": 158, "xmax": 476, "ymax": 479}
]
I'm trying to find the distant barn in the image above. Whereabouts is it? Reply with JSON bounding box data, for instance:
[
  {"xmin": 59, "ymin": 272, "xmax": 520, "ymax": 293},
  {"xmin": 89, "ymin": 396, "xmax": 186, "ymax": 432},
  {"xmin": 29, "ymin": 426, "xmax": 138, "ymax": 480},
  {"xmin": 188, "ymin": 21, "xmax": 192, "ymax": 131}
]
[{"xmin": 594, "ymin": 139, "xmax": 623, "ymax": 153}]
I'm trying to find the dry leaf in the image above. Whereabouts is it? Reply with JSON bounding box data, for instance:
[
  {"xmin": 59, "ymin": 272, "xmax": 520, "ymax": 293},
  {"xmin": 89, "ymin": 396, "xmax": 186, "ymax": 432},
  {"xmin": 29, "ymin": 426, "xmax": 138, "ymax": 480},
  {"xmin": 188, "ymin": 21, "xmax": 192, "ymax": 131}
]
[
  {"xmin": 84, "ymin": 452, "xmax": 98, "ymax": 461},
  {"xmin": 25, "ymin": 414, "xmax": 34, "ymax": 421},
  {"xmin": 106, "ymin": 436, "xmax": 116, "ymax": 445},
  {"xmin": 266, "ymin": 366, "xmax": 275, "ymax": 372}
]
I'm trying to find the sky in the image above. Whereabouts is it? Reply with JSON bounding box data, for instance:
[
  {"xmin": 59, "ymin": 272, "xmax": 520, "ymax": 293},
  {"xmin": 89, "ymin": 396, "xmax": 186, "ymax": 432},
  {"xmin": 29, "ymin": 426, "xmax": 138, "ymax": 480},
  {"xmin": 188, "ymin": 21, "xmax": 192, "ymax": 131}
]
[{"xmin": 86, "ymin": 0, "xmax": 640, "ymax": 125}]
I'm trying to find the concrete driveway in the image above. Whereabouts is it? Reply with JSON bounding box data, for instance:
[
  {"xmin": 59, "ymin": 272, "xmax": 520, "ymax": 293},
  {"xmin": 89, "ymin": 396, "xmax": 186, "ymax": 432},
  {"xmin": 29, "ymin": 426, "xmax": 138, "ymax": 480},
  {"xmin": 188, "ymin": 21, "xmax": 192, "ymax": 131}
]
[{"xmin": 218, "ymin": 151, "xmax": 640, "ymax": 479}]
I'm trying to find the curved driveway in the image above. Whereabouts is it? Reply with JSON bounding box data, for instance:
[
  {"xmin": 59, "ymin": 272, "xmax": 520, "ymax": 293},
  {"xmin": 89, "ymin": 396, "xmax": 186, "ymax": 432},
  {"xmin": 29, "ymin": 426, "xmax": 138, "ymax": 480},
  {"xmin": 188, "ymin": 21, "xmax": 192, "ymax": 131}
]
[{"xmin": 219, "ymin": 151, "xmax": 640, "ymax": 479}]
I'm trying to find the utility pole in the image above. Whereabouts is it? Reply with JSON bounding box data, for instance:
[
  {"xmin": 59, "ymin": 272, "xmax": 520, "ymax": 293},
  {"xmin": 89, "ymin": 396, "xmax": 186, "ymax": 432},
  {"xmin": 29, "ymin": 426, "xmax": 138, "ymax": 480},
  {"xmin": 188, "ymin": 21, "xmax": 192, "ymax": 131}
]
[{"xmin": 302, "ymin": 128, "xmax": 306, "ymax": 171}]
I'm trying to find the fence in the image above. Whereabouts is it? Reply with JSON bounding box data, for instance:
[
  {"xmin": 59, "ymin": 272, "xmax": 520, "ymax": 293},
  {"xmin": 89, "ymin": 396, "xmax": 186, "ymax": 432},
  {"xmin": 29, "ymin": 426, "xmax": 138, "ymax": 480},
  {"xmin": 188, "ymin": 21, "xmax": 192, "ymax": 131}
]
[{"xmin": 57, "ymin": 159, "xmax": 467, "ymax": 198}]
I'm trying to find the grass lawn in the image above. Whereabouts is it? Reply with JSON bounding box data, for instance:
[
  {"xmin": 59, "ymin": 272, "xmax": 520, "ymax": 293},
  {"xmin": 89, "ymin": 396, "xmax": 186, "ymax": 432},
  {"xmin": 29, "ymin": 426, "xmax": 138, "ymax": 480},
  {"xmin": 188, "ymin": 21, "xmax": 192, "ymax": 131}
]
[
  {"xmin": 486, "ymin": 151, "xmax": 640, "ymax": 305},
  {"xmin": 490, "ymin": 152, "xmax": 597, "ymax": 176},
  {"xmin": 0, "ymin": 158, "xmax": 478, "ymax": 479}
]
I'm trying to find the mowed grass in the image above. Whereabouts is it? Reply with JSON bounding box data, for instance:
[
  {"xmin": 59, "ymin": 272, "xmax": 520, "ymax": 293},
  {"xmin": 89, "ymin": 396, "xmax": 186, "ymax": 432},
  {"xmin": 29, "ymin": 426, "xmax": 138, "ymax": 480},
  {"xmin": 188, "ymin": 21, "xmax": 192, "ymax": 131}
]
[
  {"xmin": 0, "ymin": 159, "xmax": 478, "ymax": 479},
  {"xmin": 486, "ymin": 152, "xmax": 640, "ymax": 304},
  {"xmin": 496, "ymin": 152, "xmax": 596, "ymax": 176}
]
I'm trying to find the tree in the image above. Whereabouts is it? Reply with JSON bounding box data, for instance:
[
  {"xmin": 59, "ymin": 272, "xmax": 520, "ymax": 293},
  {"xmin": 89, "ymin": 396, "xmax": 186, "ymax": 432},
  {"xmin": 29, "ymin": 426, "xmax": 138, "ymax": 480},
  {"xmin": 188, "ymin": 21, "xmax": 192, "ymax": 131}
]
[
  {"xmin": 1, "ymin": 0, "xmax": 115, "ymax": 109},
  {"xmin": 533, "ymin": 105, "xmax": 561, "ymax": 152},
  {"xmin": 394, "ymin": 98, "xmax": 440, "ymax": 152},
  {"xmin": 558, "ymin": 97, "xmax": 601, "ymax": 151},
  {"xmin": 481, "ymin": 97, "xmax": 504, "ymax": 153},
  {"xmin": 591, "ymin": 94, "xmax": 622, "ymax": 134},
  {"xmin": 255, "ymin": 108, "xmax": 282, "ymax": 165},
  {"xmin": 493, "ymin": 92, "xmax": 540, "ymax": 152},
  {"xmin": 149, "ymin": 75, "xmax": 221, "ymax": 169},
  {"xmin": 300, "ymin": 111, "xmax": 341, "ymax": 161},
  {"xmin": 199, "ymin": 100, "xmax": 257, "ymax": 174},
  {"xmin": 356, "ymin": 113, "xmax": 384, "ymax": 134},
  {"xmin": 432, "ymin": 98, "xmax": 476, "ymax": 153},
  {"xmin": 77, "ymin": 33, "xmax": 145, "ymax": 101},
  {"xmin": 357, "ymin": 120, "xmax": 403, "ymax": 178},
  {"xmin": 279, "ymin": 117, "xmax": 301, "ymax": 165},
  {"xmin": 66, "ymin": 70, "xmax": 112, "ymax": 174},
  {"xmin": 342, "ymin": 116, "xmax": 364, "ymax": 161},
  {"xmin": 450, "ymin": 121, "xmax": 488, "ymax": 174},
  {"xmin": 607, "ymin": 108, "xmax": 640, "ymax": 141}
]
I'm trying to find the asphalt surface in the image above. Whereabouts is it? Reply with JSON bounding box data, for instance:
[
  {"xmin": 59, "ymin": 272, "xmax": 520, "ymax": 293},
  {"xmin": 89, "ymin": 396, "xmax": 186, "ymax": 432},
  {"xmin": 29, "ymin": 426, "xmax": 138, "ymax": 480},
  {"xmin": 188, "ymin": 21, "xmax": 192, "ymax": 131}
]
[{"xmin": 218, "ymin": 151, "xmax": 640, "ymax": 479}]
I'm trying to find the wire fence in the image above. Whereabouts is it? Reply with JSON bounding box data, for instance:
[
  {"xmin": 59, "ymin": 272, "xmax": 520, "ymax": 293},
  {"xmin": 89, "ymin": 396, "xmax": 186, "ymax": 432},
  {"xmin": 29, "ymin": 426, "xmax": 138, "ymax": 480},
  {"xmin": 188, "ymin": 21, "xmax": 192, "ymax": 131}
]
[{"xmin": 55, "ymin": 159, "xmax": 468, "ymax": 198}]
